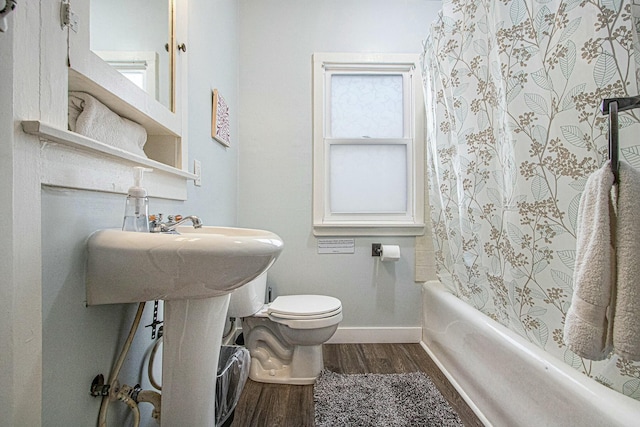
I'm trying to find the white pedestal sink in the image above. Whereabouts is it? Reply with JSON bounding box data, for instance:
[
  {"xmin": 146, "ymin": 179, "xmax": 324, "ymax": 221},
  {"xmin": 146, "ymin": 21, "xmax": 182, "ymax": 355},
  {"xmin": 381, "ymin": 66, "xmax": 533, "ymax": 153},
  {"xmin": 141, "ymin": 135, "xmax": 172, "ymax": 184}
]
[{"xmin": 86, "ymin": 226, "xmax": 284, "ymax": 426}]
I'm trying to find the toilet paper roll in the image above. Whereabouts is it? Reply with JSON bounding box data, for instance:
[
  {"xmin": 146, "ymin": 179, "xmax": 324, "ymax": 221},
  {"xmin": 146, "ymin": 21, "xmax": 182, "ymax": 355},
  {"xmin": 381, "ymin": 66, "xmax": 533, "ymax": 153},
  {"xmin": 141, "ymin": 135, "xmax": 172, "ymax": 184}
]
[{"xmin": 380, "ymin": 244, "xmax": 401, "ymax": 262}]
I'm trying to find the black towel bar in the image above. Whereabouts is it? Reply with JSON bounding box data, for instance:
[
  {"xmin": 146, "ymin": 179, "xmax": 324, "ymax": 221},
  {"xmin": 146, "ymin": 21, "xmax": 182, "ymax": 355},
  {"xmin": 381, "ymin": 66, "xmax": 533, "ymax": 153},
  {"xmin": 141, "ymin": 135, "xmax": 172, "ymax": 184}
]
[
  {"xmin": 599, "ymin": 96, "xmax": 640, "ymax": 183},
  {"xmin": 601, "ymin": 96, "xmax": 640, "ymax": 114},
  {"xmin": 605, "ymin": 100, "xmax": 619, "ymax": 184}
]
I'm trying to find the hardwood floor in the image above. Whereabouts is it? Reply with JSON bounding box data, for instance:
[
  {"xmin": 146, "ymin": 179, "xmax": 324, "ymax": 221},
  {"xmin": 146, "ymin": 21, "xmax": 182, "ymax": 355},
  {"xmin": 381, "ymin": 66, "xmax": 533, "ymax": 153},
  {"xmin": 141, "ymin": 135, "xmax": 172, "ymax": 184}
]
[{"xmin": 231, "ymin": 343, "xmax": 484, "ymax": 427}]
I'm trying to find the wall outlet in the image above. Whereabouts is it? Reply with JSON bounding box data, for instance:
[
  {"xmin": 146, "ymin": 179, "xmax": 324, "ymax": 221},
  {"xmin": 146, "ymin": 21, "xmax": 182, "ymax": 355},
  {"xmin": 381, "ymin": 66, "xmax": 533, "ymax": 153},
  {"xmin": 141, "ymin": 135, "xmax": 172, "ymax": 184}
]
[{"xmin": 194, "ymin": 159, "xmax": 202, "ymax": 186}]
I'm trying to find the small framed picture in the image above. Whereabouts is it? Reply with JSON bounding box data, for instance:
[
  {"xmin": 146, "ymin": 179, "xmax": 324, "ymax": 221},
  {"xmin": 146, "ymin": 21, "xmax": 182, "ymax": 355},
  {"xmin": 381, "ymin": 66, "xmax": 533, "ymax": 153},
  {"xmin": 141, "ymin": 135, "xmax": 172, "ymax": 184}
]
[{"xmin": 212, "ymin": 89, "xmax": 230, "ymax": 147}]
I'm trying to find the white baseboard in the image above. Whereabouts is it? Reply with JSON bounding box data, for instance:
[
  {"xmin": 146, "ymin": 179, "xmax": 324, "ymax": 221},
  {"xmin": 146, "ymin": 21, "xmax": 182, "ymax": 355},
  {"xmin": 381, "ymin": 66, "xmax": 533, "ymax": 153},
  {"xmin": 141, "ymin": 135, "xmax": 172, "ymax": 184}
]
[
  {"xmin": 326, "ymin": 327, "xmax": 422, "ymax": 344},
  {"xmin": 228, "ymin": 322, "xmax": 422, "ymax": 345}
]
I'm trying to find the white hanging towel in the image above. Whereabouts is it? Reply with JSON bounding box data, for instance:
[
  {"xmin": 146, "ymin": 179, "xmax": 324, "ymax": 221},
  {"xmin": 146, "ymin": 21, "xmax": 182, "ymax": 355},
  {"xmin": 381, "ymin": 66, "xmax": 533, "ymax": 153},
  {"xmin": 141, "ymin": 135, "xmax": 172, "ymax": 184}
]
[
  {"xmin": 564, "ymin": 161, "xmax": 615, "ymax": 361},
  {"xmin": 613, "ymin": 161, "xmax": 640, "ymax": 361}
]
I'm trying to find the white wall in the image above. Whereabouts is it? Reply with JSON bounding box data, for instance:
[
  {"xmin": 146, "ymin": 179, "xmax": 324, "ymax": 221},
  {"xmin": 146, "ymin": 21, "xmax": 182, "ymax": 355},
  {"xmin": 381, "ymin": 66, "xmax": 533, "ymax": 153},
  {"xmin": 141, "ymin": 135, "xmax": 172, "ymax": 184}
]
[
  {"xmin": 1, "ymin": 1, "xmax": 48, "ymax": 424},
  {"xmin": 0, "ymin": 0, "xmax": 239, "ymax": 425},
  {"xmin": 237, "ymin": 0, "xmax": 441, "ymax": 339},
  {"xmin": 2, "ymin": 1, "xmax": 442, "ymax": 424},
  {"xmin": 184, "ymin": 0, "xmax": 239, "ymax": 225},
  {"xmin": 0, "ymin": 6, "xmax": 15, "ymax": 423}
]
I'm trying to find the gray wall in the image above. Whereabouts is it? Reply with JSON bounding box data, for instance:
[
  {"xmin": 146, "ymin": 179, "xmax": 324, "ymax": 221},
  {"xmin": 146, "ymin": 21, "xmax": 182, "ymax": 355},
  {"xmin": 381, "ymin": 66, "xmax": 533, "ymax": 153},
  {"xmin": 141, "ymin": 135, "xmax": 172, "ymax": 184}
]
[{"xmin": 237, "ymin": 0, "xmax": 441, "ymax": 333}]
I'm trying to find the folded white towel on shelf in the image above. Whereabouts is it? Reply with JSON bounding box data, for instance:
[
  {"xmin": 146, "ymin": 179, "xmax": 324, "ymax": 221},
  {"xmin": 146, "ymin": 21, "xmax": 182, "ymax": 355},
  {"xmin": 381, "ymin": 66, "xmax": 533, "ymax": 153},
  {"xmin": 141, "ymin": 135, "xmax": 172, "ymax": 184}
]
[
  {"xmin": 68, "ymin": 91, "xmax": 148, "ymax": 158},
  {"xmin": 613, "ymin": 161, "xmax": 640, "ymax": 361},
  {"xmin": 563, "ymin": 161, "xmax": 615, "ymax": 361}
]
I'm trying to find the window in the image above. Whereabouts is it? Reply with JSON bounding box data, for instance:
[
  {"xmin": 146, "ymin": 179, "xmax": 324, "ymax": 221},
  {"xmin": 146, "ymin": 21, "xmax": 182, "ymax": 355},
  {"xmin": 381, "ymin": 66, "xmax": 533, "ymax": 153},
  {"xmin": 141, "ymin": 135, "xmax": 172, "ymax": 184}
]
[
  {"xmin": 94, "ymin": 51, "xmax": 159, "ymax": 100},
  {"xmin": 312, "ymin": 53, "xmax": 425, "ymax": 236}
]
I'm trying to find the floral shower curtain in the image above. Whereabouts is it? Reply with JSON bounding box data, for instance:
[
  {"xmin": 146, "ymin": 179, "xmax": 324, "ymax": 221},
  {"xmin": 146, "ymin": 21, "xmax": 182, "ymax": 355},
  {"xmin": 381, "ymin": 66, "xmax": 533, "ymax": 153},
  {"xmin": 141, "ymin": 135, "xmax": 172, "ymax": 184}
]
[{"xmin": 421, "ymin": 0, "xmax": 640, "ymax": 399}]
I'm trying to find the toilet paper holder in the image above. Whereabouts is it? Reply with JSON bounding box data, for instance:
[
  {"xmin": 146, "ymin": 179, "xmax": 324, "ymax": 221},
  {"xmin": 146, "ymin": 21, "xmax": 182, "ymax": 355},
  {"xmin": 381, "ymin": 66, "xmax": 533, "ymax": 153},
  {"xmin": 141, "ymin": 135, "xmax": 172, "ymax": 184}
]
[
  {"xmin": 371, "ymin": 243, "xmax": 401, "ymax": 262},
  {"xmin": 372, "ymin": 243, "xmax": 382, "ymax": 256}
]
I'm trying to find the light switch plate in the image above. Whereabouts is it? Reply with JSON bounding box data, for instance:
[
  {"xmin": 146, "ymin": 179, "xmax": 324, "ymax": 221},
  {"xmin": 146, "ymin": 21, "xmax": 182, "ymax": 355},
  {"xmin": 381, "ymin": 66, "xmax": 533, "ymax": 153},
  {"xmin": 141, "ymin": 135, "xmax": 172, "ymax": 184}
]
[{"xmin": 194, "ymin": 159, "xmax": 202, "ymax": 186}]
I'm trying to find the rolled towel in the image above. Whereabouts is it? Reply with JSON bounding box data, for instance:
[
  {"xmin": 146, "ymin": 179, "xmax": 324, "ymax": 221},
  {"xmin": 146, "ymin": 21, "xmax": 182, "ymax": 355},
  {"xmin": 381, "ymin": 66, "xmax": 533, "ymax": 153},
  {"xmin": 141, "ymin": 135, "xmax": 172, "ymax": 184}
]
[
  {"xmin": 563, "ymin": 161, "xmax": 615, "ymax": 361},
  {"xmin": 68, "ymin": 91, "xmax": 147, "ymax": 158},
  {"xmin": 613, "ymin": 161, "xmax": 640, "ymax": 361}
]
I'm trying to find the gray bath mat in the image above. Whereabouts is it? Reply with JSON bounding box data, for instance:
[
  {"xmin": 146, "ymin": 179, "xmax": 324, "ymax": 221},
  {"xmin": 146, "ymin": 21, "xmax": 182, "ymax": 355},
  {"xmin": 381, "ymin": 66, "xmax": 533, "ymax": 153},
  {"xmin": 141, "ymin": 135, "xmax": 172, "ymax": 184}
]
[{"xmin": 314, "ymin": 370, "xmax": 463, "ymax": 426}]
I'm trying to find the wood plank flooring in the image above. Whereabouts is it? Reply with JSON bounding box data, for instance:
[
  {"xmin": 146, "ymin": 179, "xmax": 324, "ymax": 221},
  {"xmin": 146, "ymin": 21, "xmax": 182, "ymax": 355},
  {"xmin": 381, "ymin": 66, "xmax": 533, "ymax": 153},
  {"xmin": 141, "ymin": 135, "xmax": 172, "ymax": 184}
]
[{"xmin": 231, "ymin": 343, "xmax": 484, "ymax": 427}]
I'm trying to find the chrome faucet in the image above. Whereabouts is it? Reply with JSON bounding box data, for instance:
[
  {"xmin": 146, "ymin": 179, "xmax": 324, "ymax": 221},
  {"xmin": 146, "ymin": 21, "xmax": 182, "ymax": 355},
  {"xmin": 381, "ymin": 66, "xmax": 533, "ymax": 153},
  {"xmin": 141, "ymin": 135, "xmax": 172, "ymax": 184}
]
[{"xmin": 151, "ymin": 214, "xmax": 202, "ymax": 233}]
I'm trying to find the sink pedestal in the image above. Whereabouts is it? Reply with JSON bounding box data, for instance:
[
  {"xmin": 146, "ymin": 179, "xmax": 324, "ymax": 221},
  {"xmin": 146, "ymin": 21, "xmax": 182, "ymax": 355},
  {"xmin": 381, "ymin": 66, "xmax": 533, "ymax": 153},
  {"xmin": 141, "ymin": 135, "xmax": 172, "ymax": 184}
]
[{"xmin": 161, "ymin": 295, "xmax": 231, "ymax": 426}]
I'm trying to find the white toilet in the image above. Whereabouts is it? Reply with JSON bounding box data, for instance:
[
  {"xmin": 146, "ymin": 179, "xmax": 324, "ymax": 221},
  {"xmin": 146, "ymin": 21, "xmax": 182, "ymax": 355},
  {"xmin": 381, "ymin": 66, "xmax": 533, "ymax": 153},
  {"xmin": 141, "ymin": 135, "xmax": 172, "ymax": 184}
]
[{"xmin": 228, "ymin": 273, "xmax": 342, "ymax": 385}]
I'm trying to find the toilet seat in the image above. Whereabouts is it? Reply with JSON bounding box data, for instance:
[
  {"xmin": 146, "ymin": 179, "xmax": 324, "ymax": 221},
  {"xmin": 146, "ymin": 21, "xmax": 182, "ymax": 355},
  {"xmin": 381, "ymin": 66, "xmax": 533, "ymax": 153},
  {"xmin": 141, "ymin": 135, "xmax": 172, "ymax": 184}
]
[
  {"xmin": 269, "ymin": 310, "xmax": 343, "ymax": 330},
  {"xmin": 268, "ymin": 295, "xmax": 342, "ymax": 317},
  {"xmin": 267, "ymin": 295, "xmax": 343, "ymax": 330},
  {"xmin": 269, "ymin": 306, "xmax": 342, "ymax": 320}
]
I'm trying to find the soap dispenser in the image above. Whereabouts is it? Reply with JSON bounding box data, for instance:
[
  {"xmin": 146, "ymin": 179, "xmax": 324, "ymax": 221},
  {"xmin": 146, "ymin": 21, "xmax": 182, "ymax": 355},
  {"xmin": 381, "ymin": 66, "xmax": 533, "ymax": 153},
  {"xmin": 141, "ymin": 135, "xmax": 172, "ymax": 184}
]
[{"xmin": 122, "ymin": 167, "xmax": 153, "ymax": 232}]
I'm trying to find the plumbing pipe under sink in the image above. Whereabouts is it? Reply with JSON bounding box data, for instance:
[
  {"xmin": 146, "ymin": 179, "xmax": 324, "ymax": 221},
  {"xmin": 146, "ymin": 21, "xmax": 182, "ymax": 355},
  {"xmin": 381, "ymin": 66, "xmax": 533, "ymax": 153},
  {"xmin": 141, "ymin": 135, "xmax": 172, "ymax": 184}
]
[{"xmin": 98, "ymin": 302, "xmax": 149, "ymax": 427}]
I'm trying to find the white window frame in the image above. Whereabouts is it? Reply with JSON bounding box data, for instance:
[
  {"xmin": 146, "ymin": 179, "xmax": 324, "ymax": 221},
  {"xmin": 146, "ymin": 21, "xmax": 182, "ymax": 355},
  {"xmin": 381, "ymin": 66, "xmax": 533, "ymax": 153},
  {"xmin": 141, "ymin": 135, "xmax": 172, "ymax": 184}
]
[
  {"xmin": 94, "ymin": 50, "xmax": 159, "ymax": 101},
  {"xmin": 312, "ymin": 53, "xmax": 425, "ymax": 236}
]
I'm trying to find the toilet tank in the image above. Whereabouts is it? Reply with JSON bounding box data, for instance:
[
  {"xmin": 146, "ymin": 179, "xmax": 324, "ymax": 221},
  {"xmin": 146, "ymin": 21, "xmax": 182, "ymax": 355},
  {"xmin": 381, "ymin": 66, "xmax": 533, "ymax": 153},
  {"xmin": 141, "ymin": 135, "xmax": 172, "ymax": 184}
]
[{"xmin": 228, "ymin": 272, "xmax": 267, "ymax": 317}]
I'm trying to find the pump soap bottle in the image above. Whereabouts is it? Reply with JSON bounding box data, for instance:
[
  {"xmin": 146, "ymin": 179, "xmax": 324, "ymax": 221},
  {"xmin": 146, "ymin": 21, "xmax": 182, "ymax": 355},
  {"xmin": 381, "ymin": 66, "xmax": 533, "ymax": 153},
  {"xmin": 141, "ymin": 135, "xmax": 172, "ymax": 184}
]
[{"xmin": 123, "ymin": 167, "xmax": 153, "ymax": 232}]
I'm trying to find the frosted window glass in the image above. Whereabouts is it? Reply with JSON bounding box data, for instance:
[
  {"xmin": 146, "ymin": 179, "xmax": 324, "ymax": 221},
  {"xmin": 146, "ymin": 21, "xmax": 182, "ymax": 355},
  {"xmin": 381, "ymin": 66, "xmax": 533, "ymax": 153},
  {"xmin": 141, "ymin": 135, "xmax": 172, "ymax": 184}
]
[
  {"xmin": 330, "ymin": 75, "xmax": 403, "ymax": 138},
  {"xmin": 330, "ymin": 145, "xmax": 407, "ymax": 213}
]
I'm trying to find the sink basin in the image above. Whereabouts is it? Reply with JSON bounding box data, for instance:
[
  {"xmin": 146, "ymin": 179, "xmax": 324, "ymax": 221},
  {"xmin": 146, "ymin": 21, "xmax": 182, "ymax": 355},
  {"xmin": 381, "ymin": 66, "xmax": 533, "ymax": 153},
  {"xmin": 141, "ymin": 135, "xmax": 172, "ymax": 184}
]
[{"xmin": 86, "ymin": 226, "xmax": 284, "ymax": 305}]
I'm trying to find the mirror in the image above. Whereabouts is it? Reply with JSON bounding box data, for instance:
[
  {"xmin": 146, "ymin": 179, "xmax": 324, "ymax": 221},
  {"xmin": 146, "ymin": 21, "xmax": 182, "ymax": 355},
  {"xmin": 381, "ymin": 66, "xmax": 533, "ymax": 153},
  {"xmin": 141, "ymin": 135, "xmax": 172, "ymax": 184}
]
[{"xmin": 89, "ymin": 0, "xmax": 174, "ymax": 111}]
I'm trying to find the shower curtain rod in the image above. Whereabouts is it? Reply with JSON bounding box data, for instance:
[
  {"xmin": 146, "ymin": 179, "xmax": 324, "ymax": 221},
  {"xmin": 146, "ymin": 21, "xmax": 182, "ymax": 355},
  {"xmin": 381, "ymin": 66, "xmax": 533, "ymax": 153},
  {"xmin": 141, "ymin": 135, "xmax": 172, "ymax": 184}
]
[{"xmin": 599, "ymin": 96, "xmax": 640, "ymax": 184}]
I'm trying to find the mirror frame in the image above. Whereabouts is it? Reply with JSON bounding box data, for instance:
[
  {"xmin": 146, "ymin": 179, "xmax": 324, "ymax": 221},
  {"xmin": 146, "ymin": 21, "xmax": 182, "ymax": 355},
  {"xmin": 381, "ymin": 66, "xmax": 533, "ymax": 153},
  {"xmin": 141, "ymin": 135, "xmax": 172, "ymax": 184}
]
[
  {"xmin": 169, "ymin": 0, "xmax": 176, "ymax": 112},
  {"xmin": 68, "ymin": 0, "xmax": 181, "ymax": 135},
  {"xmin": 89, "ymin": 0, "xmax": 175, "ymax": 112}
]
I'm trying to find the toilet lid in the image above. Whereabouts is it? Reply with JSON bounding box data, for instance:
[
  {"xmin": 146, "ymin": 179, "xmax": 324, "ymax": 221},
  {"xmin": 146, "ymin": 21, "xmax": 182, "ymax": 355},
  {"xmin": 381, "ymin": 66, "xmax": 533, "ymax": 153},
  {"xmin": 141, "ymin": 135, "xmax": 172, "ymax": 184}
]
[{"xmin": 268, "ymin": 295, "xmax": 342, "ymax": 318}]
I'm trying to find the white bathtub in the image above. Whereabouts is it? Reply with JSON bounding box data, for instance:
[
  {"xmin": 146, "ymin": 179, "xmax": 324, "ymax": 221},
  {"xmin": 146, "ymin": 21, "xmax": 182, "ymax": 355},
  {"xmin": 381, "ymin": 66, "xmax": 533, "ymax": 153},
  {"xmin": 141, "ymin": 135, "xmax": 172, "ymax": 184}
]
[{"xmin": 421, "ymin": 281, "xmax": 640, "ymax": 426}]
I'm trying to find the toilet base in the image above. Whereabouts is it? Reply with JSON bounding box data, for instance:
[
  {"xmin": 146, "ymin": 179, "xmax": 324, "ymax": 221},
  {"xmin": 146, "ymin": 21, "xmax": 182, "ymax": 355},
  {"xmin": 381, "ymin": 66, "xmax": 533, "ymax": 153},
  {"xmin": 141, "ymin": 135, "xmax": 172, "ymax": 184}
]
[
  {"xmin": 248, "ymin": 343, "xmax": 324, "ymax": 385},
  {"xmin": 242, "ymin": 316, "xmax": 335, "ymax": 385}
]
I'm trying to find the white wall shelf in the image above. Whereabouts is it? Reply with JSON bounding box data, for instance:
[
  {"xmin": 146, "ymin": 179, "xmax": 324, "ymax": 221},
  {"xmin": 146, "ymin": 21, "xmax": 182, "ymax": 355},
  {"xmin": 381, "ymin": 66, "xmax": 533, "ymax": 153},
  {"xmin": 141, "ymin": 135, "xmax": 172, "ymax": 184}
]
[{"xmin": 22, "ymin": 120, "xmax": 195, "ymax": 200}]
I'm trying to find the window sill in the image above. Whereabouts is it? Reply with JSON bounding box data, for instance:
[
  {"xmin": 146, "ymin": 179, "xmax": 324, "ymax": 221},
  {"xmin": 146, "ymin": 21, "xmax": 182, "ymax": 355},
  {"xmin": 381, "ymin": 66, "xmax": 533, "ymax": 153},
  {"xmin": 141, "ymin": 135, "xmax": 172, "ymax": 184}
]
[{"xmin": 313, "ymin": 223, "xmax": 425, "ymax": 237}]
